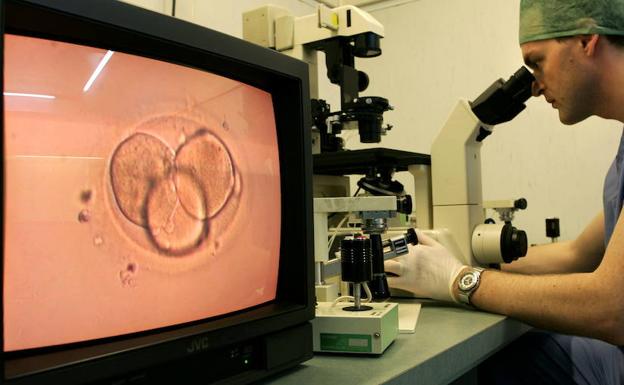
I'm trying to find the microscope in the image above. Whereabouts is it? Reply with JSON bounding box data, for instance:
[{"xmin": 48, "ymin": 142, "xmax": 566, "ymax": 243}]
[
  {"xmin": 311, "ymin": 195, "xmax": 419, "ymax": 354},
  {"xmin": 243, "ymin": 3, "xmax": 391, "ymax": 153},
  {"xmin": 243, "ymin": 3, "xmax": 416, "ymax": 354},
  {"xmin": 243, "ymin": 4, "xmax": 536, "ymax": 353},
  {"xmin": 428, "ymin": 67, "xmax": 535, "ymax": 267}
]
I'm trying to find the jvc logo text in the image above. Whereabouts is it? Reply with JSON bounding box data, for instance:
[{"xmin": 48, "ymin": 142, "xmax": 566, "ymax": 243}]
[{"xmin": 187, "ymin": 336, "xmax": 211, "ymax": 354}]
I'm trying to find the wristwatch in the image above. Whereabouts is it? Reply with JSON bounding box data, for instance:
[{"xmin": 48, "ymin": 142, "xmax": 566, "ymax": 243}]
[{"xmin": 457, "ymin": 267, "xmax": 484, "ymax": 305}]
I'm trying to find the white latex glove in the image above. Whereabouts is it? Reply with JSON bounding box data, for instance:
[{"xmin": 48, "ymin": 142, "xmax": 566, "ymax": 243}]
[{"xmin": 384, "ymin": 229, "xmax": 466, "ymax": 303}]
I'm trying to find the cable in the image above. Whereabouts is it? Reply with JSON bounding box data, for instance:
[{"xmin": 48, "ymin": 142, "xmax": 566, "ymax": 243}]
[
  {"xmin": 327, "ymin": 213, "xmax": 350, "ymax": 251},
  {"xmin": 326, "ymin": 186, "xmax": 364, "ymax": 250},
  {"xmin": 362, "ymin": 282, "xmax": 372, "ymax": 302},
  {"xmin": 332, "ymin": 295, "xmax": 354, "ymax": 305},
  {"xmin": 331, "ymin": 283, "xmax": 372, "ymax": 306},
  {"xmin": 171, "ymin": 0, "xmax": 176, "ymax": 16}
]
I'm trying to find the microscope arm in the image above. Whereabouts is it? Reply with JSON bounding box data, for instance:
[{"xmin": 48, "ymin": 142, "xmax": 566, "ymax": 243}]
[
  {"xmin": 431, "ymin": 100, "xmax": 489, "ymax": 266},
  {"xmin": 430, "ymin": 67, "xmax": 534, "ymax": 267}
]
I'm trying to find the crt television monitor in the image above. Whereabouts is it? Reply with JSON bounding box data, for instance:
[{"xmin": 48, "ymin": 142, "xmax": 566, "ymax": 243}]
[{"xmin": 0, "ymin": 0, "xmax": 314, "ymax": 384}]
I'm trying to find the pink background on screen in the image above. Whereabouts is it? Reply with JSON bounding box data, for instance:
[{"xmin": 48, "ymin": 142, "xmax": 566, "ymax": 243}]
[{"xmin": 3, "ymin": 34, "xmax": 282, "ymax": 351}]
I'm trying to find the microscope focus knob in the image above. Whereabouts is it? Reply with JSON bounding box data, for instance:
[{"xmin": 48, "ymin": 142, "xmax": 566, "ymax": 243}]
[
  {"xmin": 500, "ymin": 224, "xmax": 528, "ymax": 263},
  {"xmin": 406, "ymin": 228, "xmax": 418, "ymax": 245},
  {"xmin": 472, "ymin": 223, "xmax": 528, "ymax": 265},
  {"xmin": 514, "ymin": 198, "xmax": 528, "ymax": 210},
  {"xmin": 396, "ymin": 195, "xmax": 412, "ymax": 215},
  {"xmin": 357, "ymin": 71, "xmax": 370, "ymax": 92}
]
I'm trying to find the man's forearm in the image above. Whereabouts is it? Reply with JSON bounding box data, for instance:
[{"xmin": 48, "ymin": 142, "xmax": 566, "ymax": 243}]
[
  {"xmin": 469, "ymin": 269, "xmax": 623, "ymax": 344},
  {"xmin": 503, "ymin": 241, "xmax": 576, "ymax": 274},
  {"xmin": 503, "ymin": 240, "xmax": 602, "ymax": 275}
]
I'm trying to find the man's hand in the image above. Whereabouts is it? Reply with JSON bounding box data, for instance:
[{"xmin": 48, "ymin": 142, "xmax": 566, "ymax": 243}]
[{"xmin": 384, "ymin": 229, "xmax": 466, "ymax": 302}]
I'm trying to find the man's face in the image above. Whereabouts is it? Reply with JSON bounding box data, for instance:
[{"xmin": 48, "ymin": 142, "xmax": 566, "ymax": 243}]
[{"xmin": 521, "ymin": 38, "xmax": 598, "ymax": 125}]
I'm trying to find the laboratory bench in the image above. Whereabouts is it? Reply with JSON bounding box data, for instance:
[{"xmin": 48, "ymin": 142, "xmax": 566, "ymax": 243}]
[{"xmin": 262, "ymin": 301, "xmax": 531, "ymax": 385}]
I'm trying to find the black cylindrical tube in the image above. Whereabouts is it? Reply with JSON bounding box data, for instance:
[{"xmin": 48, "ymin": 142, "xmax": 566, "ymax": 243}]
[
  {"xmin": 370, "ymin": 234, "xmax": 384, "ymax": 275},
  {"xmin": 369, "ymin": 234, "xmax": 390, "ymax": 300},
  {"xmin": 357, "ymin": 115, "xmax": 383, "ymax": 143},
  {"xmin": 340, "ymin": 238, "xmax": 372, "ymax": 283}
]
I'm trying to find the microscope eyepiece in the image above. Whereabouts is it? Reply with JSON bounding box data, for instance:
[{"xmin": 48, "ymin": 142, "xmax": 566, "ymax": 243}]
[
  {"xmin": 470, "ymin": 66, "xmax": 535, "ymax": 126},
  {"xmin": 502, "ymin": 67, "xmax": 534, "ymax": 105}
]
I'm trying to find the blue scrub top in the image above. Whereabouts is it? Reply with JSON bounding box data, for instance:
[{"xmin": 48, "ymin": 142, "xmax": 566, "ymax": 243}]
[{"xmin": 604, "ymin": 128, "xmax": 624, "ymax": 246}]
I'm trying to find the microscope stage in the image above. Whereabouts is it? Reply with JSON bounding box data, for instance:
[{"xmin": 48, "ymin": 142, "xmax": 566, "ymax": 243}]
[{"xmin": 313, "ymin": 148, "xmax": 430, "ymax": 176}]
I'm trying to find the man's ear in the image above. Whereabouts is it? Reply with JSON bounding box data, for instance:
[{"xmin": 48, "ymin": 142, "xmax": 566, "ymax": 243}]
[{"xmin": 580, "ymin": 34, "xmax": 600, "ymax": 56}]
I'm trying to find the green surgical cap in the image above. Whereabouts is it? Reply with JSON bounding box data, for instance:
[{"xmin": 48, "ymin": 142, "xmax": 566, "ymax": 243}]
[{"xmin": 519, "ymin": 0, "xmax": 624, "ymax": 44}]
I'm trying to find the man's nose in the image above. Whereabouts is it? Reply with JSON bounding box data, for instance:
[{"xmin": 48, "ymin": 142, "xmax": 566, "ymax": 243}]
[{"xmin": 531, "ymin": 80, "xmax": 544, "ymax": 97}]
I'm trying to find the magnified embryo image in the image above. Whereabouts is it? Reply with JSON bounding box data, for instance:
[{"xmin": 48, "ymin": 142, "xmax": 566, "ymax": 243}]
[
  {"xmin": 110, "ymin": 122, "xmax": 235, "ymax": 255},
  {"xmin": 2, "ymin": 34, "xmax": 282, "ymax": 352}
]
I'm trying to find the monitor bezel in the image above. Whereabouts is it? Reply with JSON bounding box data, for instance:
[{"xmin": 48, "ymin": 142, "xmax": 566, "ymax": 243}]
[{"xmin": 0, "ymin": 0, "xmax": 314, "ymax": 382}]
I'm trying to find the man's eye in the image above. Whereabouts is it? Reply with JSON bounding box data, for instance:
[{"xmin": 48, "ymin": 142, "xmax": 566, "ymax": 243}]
[{"xmin": 527, "ymin": 56, "xmax": 543, "ymax": 71}]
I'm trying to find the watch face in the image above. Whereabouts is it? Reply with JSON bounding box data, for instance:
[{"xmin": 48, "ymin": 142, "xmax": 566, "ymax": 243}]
[{"xmin": 459, "ymin": 272, "xmax": 478, "ymax": 291}]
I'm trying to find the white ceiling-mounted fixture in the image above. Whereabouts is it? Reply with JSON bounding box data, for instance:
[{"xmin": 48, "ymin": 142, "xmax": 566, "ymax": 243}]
[{"xmin": 312, "ymin": 0, "xmax": 418, "ymax": 12}]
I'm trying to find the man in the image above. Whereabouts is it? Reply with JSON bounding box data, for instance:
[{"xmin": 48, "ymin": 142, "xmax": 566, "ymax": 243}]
[{"xmin": 385, "ymin": 0, "xmax": 624, "ymax": 383}]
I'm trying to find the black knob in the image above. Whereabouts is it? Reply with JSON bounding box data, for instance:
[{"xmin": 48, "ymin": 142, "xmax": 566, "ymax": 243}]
[
  {"xmin": 514, "ymin": 198, "xmax": 528, "ymax": 210},
  {"xmin": 546, "ymin": 217, "xmax": 560, "ymax": 238},
  {"xmin": 396, "ymin": 195, "xmax": 412, "ymax": 215},
  {"xmin": 500, "ymin": 224, "xmax": 528, "ymax": 263},
  {"xmin": 340, "ymin": 238, "xmax": 372, "ymax": 283},
  {"xmin": 406, "ymin": 228, "xmax": 418, "ymax": 245},
  {"xmin": 357, "ymin": 70, "xmax": 370, "ymax": 92},
  {"xmin": 484, "ymin": 218, "xmax": 496, "ymax": 224}
]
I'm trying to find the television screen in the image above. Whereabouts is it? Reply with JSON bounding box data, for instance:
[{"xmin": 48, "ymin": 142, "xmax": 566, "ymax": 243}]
[
  {"xmin": 1, "ymin": 1, "xmax": 313, "ymax": 384},
  {"xmin": 3, "ymin": 33, "xmax": 282, "ymax": 352}
]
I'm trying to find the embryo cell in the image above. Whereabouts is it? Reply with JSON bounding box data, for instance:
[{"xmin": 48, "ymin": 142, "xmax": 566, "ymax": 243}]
[
  {"xmin": 175, "ymin": 130, "xmax": 234, "ymax": 218},
  {"xmin": 110, "ymin": 133, "xmax": 176, "ymax": 227},
  {"xmin": 145, "ymin": 174, "xmax": 207, "ymax": 255},
  {"xmin": 109, "ymin": 122, "xmax": 235, "ymax": 256}
]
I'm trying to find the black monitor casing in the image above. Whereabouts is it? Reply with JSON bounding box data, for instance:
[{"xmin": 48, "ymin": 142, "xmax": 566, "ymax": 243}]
[{"xmin": 0, "ymin": 1, "xmax": 314, "ymax": 384}]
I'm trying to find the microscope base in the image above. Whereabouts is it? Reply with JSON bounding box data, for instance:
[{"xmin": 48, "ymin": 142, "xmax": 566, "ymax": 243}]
[{"xmin": 312, "ymin": 301, "xmax": 398, "ymax": 354}]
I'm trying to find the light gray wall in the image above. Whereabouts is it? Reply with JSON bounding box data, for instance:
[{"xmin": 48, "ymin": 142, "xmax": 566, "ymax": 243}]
[
  {"xmin": 118, "ymin": 0, "xmax": 317, "ymax": 29},
  {"xmin": 116, "ymin": 0, "xmax": 339, "ymax": 120},
  {"xmin": 119, "ymin": 0, "xmax": 623, "ymax": 245},
  {"xmin": 352, "ymin": 0, "xmax": 622, "ymax": 245}
]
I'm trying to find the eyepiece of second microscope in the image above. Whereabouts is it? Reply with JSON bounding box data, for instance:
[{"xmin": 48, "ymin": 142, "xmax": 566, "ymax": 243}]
[{"xmin": 502, "ymin": 66, "xmax": 535, "ymax": 103}]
